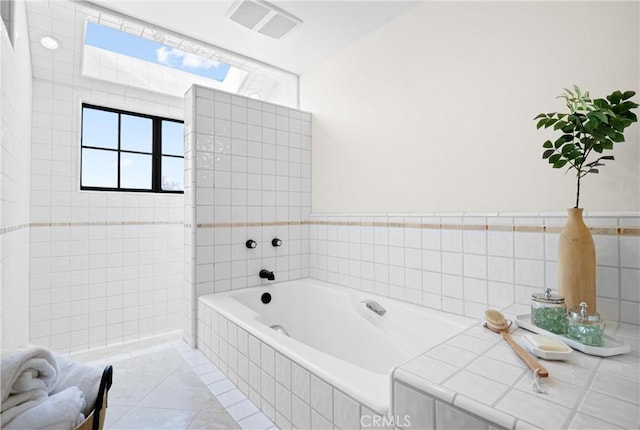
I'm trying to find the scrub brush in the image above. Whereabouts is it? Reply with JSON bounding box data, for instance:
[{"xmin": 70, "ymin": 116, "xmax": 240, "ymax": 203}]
[{"xmin": 484, "ymin": 309, "xmax": 549, "ymax": 393}]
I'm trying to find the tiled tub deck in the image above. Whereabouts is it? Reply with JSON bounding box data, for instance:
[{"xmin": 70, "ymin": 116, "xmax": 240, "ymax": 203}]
[
  {"xmin": 198, "ymin": 300, "xmax": 639, "ymax": 429},
  {"xmin": 392, "ymin": 305, "xmax": 639, "ymax": 430}
]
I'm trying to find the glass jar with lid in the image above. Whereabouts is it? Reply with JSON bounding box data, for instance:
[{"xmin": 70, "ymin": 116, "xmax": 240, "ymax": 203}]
[
  {"xmin": 566, "ymin": 302, "xmax": 605, "ymax": 346},
  {"xmin": 531, "ymin": 288, "xmax": 566, "ymax": 334}
]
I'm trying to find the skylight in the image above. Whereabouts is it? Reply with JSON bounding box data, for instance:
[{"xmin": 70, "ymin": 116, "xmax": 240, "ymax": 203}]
[
  {"xmin": 79, "ymin": 5, "xmax": 299, "ymax": 107},
  {"xmin": 85, "ymin": 22, "xmax": 231, "ymax": 82}
]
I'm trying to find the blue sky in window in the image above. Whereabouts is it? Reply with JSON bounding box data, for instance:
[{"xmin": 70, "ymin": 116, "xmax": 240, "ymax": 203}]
[{"xmin": 85, "ymin": 22, "xmax": 230, "ymax": 82}]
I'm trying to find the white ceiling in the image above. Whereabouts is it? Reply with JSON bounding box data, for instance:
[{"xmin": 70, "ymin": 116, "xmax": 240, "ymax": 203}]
[{"xmin": 90, "ymin": 0, "xmax": 421, "ymax": 75}]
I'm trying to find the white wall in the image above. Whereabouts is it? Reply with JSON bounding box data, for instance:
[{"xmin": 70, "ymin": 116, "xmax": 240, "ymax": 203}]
[
  {"xmin": 1, "ymin": 0, "xmax": 32, "ymax": 351},
  {"xmin": 26, "ymin": 1, "xmax": 183, "ymax": 353},
  {"xmin": 301, "ymin": 1, "xmax": 640, "ymax": 213}
]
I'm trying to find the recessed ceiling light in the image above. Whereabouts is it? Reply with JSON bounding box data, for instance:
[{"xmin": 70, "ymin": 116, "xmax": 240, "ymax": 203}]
[{"xmin": 40, "ymin": 36, "xmax": 60, "ymax": 50}]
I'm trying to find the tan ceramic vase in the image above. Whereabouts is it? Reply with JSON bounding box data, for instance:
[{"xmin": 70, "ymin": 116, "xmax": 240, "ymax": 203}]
[{"xmin": 557, "ymin": 208, "xmax": 596, "ymax": 312}]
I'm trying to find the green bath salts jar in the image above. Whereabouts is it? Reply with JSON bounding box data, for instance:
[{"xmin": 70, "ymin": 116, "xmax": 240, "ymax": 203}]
[
  {"xmin": 566, "ymin": 302, "xmax": 604, "ymax": 346},
  {"xmin": 531, "ymin": 288, "xmax": 566, "ymax": 334}
]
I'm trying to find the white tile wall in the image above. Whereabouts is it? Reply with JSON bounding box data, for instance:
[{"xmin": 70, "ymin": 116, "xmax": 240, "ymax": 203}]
[
  {"xmin": 23, "ymin": 2, "xmax": 183, "ymax": 353},
  {"xmin": 184, "ymin": 85, "xmax": 311, "ymax": 345},
  {"xmin": 310, "ymin": 214, "xmax": 640, "ymax": 324},
  {"xmin": 1, "ymin": 0, "xmax": 32, "ymax": 351}
]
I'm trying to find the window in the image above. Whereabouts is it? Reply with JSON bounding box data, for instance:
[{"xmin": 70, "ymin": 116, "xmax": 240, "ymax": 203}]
[
  {"xmin": 80, "ymin": 104, "xmax": 184, "ymax": 193},
  {"xmin": 85, "ymin": 22, "xmax": 231, "ymax": 82}
]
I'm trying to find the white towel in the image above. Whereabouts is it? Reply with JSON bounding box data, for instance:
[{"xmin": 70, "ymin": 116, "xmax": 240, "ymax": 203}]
[
  {"xmin": 51, "ymin": 353, "xmax": 103, "ymax": 416},
  {"xmin": 0, "ymin": 389, "xmax": 48, "ymax": 426},
  {"xmin": 3, "ymin": 387, "xmax": 86, "ymax": 430},
  {"xmin": 1, "ymin": 345, "xmax": 58, "ymax": 423},
  {"xmin": 1, "ymin": 346, "xmax": 58, "ymax": 404}
]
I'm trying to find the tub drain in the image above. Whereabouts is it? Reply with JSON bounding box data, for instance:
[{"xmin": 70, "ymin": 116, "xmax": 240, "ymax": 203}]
[{"xmin": 270, "ymin": 325, "xmax": 290, "ymax": 337}]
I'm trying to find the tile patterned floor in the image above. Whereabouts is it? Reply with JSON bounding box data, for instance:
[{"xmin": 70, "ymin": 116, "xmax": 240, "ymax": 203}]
[{"xmin": 71, "ymin": 333, "xmax": 275, "ymax": 430}]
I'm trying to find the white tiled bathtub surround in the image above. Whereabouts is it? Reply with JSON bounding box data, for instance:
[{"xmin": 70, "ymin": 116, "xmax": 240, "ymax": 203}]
[
  {"xmin": 309, "ymin": 213, "xmax": 640, "ymax": 325},
  {"xmin": 197, "ymin": 301, "xmax": 388, "ymax": 430},
  {"xmin": 183, "ymin": 85, "xmax": 311, "ymax": 345}
]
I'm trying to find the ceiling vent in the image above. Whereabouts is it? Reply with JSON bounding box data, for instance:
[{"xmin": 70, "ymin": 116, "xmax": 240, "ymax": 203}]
[{"xmin": 226, "ymin": 0, "xmax": 302, "ymax": 39}]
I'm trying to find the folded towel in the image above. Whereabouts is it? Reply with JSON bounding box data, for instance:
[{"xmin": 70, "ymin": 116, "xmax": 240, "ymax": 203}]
[
  {"xmin": 51, "ymin": 353, "xmax": 103, "ymax": 416},
  {"xmin": 3, "ymin": 386, "xmax": 86, "ymax": 430},
  {"xmin": 0, "ymin": 389, "xmax": 48, "ymax": 426},
  {"xmin": 1, "ymin": 346, "xmax": 58, "ymax": 407}
]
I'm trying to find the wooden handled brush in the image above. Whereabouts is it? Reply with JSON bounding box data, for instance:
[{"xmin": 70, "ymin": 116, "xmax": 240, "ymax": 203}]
[{"xmin": 484, "ymin": 309, "xmax": 549, "ymax": 378}]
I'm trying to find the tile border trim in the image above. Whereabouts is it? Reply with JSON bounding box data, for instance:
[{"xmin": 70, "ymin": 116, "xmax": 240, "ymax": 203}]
[
  {"xmin": 8, "ymin": 220, "xmax": 636, "ymax": 236},
  {"xmin": 2, "ymin": 221, "xmax": 184, "ymax": 236},
  {"xmin": 189, "ymin": 220, "xmax": 640, "ymax": 236},
  {"xmin": 0, "ymin": 223, "xmax": 30, "ymax": 236}
]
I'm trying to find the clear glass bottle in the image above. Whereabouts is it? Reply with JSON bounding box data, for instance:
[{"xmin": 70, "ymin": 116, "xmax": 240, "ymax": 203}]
[
  {"xmin": 531, "ymin": 288, "xmax": 566, "ymax": 334},
  {"xmin": 566, "ymin": 302, "xmax": 605, "ymax": 346}
]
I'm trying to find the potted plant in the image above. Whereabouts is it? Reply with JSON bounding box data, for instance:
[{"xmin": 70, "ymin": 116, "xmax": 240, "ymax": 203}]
[{"xmin": 535, "ymin": 86, "xmax": 638, "ymax": 312}]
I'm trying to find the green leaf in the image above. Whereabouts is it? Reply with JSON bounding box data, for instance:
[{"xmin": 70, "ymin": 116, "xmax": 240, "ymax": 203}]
[
  {"xmin": 567, "ymin": 150, "xmax": 582, "ymax": 160},
  {"xmin": 618, "ymin": 101, "xmax": 638, "ymax": 112},
  {"xmin": 602, "ymin": 140, "xmax": 614, "ymax": 150},
  {"xmin": 561, "ymin": 143, "xmax": 575, "ymax": 154},
  {"xmin": 593, "ymin": 98, "xmax": 609, "ymax": 109},
  {"xmin": 542, "ymin": 149, "xmax": 555, "ymax": 159},
  {"xmin": 549, "ymin": 154, "xmax": 561, "ymax": 164},
  {"xmin": 608, "ymin": 91, "xmax": 622, "ymax": 104},
  {"xmin": 611, "ymin": 133, "xmax": 625, "ymax": 143},
  {"xmin": 586, "ymin": 161, "xmax": 605, "ymax": 168},
  {"xmin": 591, "ymin": 111, "xmax": 608, "ymax": 123},
  {"xmin": 553, "ymin": 159, "xmax": 568, "ymax": 168},
  {"xmin": 543, "ymin": 140, "xmax": 553, "ymax": 149},
  {"xmin": 553, "ymin": 120, "xmax": 568, "ymax": 131},
  {"xmin": 600, "ymin": 155, "xmax": 615, "ymax": 161},
  {"xmin": 589, "ymin": 168, "xmax": 599, "ymax": 174},
  {"xmin": 609, "ymin": 118, "xmax": 625, "ymax": 132},
  {"xmin": 553, "ymin": 135, "xmax": 573, "ymax": 148},
  {"xmin": 536, "ymin": 118, "xmax": 548, "ymax": 129},
  {"xmin": 622, "ymin": 91, "xmax": 636, "ymax": 100},
  {"xmin": 534, "ymin": 113, "xmax": 548, "ymax": 120}
]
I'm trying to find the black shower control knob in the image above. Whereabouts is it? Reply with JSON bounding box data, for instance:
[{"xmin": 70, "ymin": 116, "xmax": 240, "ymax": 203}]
[
  {"xmin": 246, "ymin": 240, "xmax": 257, "ymax": 249},
  {"xmin": 272, "ymin": 238, "xmax": 282, "ymax": 247}
]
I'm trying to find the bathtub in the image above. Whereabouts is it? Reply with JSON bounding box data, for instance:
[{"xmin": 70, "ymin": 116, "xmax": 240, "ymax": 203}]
[{"xmin": 198, "ymin": 278, "xmax": 475, "ymax": 417}]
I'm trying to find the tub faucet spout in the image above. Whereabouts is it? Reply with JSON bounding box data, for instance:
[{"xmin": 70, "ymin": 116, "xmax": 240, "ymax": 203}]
[
  {"xmin": 259, "ymin": 270, "xmax": 275, "ymax": 281},
  {"xmin": 363, "ymin": 300, "xmax": 386, "ymax": 316}
]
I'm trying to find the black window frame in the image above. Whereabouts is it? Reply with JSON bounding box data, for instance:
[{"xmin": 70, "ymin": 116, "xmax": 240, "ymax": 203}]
[{"xmin": 80, "ymin": 103, "xmax": 184, "ymax": 194}]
